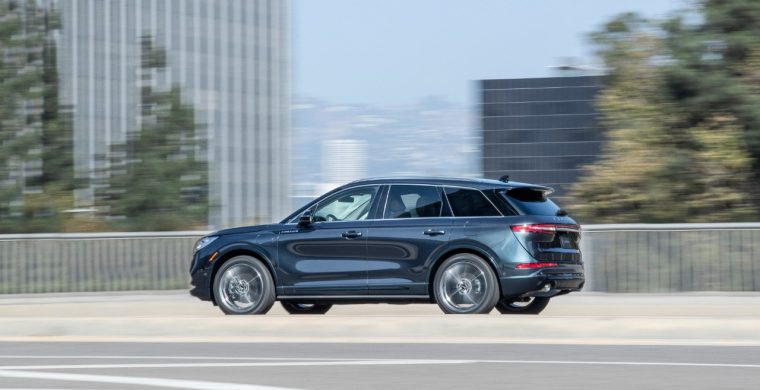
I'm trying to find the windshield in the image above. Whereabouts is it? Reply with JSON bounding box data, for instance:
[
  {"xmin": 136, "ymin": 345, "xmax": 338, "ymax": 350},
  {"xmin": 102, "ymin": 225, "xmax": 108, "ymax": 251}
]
[{"xmin": 500, "ymin": 188, "xmax": 561, "ymax": 216}]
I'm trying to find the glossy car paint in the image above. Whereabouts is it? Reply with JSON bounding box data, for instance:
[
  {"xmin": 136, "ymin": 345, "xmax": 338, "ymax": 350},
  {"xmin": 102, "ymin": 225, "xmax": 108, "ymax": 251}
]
[
  {"xmin": 189, "ymin": 177, "xmax": 585, "ymax": 303},
  {"xmin": 278, "ymin": 220, "xmax": 371, "ymax": 296},
  {"xmin": 366, "ymin": 217, "xmax": 454, "ymax": 295}
]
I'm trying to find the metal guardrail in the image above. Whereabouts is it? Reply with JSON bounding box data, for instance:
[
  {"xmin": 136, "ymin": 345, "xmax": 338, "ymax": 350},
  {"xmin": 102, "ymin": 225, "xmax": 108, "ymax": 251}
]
[
  {"xmin": 581, "ymin": 223, "xmax": 760, "ymax": 292},
  {"xmin": 0, "ymin": 231, "xmax": 207, "ymax": 294},
  {"xmin": 1, "ymin": 223, "xmax": 759, "ymax": 294}
]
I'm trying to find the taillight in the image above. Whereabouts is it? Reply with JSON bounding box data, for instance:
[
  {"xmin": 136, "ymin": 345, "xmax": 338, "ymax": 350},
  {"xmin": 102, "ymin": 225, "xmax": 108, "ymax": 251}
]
[
  {"xmin": 511, "ymin": 224, "xmax": 580, "ymax": 234},
  {"xmin": 510, "ymin": 224, "xmax": 558, "ymax": 234},
  {"xmin": 515, "ymin": 262, "xmax": 559, "ymax": 269}
]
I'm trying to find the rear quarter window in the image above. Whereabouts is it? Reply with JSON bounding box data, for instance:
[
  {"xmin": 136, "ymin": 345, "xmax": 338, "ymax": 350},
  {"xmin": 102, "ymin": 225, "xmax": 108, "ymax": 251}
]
[
  {"xmin": 501, "ymin": 188, "xmax": 561, "ymax": 216},
  {"xmin": 444, "ymin": 188, "xmax": 501, "ymax": 217}
]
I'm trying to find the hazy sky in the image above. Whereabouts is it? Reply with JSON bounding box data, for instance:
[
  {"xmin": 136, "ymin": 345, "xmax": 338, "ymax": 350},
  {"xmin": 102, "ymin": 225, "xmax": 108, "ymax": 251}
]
[{"xmin": 293, "ymin": 0, "xmax": 686, "ymax": 106}]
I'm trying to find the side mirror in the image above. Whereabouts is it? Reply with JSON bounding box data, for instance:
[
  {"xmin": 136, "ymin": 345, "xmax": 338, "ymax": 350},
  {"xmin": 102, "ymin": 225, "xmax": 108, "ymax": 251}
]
[{"xmin": 298, "ymin": 210, "xmax": 314, "ymax": 228}]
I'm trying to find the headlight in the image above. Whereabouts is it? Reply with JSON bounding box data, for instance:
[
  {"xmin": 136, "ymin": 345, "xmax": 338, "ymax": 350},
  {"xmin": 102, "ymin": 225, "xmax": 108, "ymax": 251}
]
[{"xmin": 195, "ymin": 236, "xmax": 218, "ymax": 252}]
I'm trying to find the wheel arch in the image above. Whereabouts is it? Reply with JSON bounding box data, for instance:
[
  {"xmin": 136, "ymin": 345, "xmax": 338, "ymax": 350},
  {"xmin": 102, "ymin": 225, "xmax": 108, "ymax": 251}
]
[
  {"xmin": 427, "ymin": 245, "xmax": 502, "ymax": 302},
  {"xmin": 209, "ymin": 245, "xmax": 277, "ymax": 304}
]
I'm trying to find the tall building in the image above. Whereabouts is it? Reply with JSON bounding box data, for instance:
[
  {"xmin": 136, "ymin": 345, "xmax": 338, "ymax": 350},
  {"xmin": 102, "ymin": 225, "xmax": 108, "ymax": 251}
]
[
  {"xmin": 479, "ymin": 76, "xmax": 603, "ymax": 199},
  {"xmin": 55, "ymin": 0, "xmax": 290, "ymax": 227}
]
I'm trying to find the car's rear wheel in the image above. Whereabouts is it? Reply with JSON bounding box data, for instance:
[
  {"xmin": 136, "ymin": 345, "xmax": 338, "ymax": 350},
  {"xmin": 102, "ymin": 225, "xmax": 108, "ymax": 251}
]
[
  {"xmin": 213, "ymin": 256, "xmax": 275, "ymax": 315},
  {"xmin": 495, "ymin": 297, "xmax": 550, "ymax": 315},
  {"xmin": 280, "ymin": 301, "xmax": 333, "ymax": 315},
  {"xmin": 433, "ymin": 253, "xmax": 500, "ymax": 314}
]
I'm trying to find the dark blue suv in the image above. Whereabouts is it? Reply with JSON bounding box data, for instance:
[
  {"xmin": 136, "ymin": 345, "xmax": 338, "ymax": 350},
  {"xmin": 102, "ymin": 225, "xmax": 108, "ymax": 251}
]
[{"xmin": 190, "ymin": 177, "xmax": 584, "ymax": 315}]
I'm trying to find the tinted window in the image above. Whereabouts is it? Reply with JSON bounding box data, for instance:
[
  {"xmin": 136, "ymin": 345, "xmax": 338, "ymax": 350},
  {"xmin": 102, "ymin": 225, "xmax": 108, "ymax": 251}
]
[
  {"xmin": 501, "ymin": 188, "xmax": 561, "ymax": 216},
  {"xmin": 313, "ymin": 186, "xmax": 379, "ymax": 222},
  {"xmin": 444, "ymin": 188, "xmax": 501, "ymax": 217},
  {"xmin": 384, "ymin": 185, "xmax": 443, "ymax": 219}
]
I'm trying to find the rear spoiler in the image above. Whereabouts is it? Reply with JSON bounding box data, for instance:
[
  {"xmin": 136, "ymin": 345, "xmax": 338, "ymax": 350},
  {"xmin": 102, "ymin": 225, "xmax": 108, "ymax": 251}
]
[{"xmin": 505, "ymin": 185, "xmax": 555, "ymax": 195}]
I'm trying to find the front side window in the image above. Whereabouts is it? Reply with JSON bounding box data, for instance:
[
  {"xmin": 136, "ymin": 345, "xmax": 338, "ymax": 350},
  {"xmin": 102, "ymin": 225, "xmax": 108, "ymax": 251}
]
[
  {"xmin": 384, "ymin": 185, "xmax": 443, "ymax": 219},
  {"xmin": 312, "ymin": 186, "xmax": 379, "ymax": 222},
  {"xmin": 444, "ymin": 187, "xmax": 501, "ymax": 217}
]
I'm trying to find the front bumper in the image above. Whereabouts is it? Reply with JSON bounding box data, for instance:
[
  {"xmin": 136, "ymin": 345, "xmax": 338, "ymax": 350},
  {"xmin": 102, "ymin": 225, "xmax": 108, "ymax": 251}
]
[
  {"xmin": 499, "ymin": 268, "xmax": 585, "ymax": 299},
  {"xmin": 189, "ymin": 267, "xmax": 213, "ymax": 301}
]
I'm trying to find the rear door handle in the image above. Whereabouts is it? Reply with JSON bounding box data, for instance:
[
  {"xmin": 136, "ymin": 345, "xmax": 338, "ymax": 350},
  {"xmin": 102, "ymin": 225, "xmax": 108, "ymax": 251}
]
[
  {"xmin": 341, "ymin": 231, "xmax": 363, "ymax": 239},
  {"xmin": 424, "ymin": 229, "xmax": 446, "ymax": 236}
]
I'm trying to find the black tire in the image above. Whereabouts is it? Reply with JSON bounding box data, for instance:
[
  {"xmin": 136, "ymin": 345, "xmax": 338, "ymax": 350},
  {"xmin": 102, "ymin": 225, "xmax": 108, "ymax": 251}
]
[
  {"xmin": 280, "ymin": 301, "xmax": 333, "ymax": 315},
  {"xmin": 213, "ymin": 255, "xmax": 276, "ymax": 315},
  {"xmin": 495, "ymin": 297, "xmax": 550, "ymax": 315},
  {"xmin": 433, "ymin": 253, "xmax": 500, "ymax": 314}
]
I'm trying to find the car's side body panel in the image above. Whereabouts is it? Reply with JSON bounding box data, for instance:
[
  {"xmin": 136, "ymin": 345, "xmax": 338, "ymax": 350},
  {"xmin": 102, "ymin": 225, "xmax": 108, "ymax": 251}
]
[
  {"xmin": 277, "ymin": 220, "xmax": 371, "ymax": 296},
  {"xmin": 366, "ymin": 217, "xmax": 454, "ymax": 295}
]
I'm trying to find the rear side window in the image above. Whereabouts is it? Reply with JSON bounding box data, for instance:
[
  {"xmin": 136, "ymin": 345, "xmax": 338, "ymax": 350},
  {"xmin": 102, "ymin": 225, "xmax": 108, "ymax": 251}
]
[
  {"xmin": 384, "ymin": 185, "xmax": 443, "ymax": 219},
  {"xmin": 501, "ymin": 188, "xmax": 561, "ymax": 216},
  {"xmin": 444, "ymin": 188, "xmax": 501, "ymax": 217}
]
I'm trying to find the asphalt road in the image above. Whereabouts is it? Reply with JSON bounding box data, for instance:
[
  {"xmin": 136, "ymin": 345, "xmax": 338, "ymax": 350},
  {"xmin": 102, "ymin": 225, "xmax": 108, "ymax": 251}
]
[
  {"xmin": 0, "ymin": 342, "xmax": 758, "ymax": 389},
  {"xmin": 1, "ymin": 292, "xmax": 760, "ymax": 389}
]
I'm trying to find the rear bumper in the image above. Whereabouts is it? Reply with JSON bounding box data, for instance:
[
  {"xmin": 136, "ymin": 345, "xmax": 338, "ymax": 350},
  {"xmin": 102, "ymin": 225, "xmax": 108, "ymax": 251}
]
[{"xmin": 499, "ymin": 269, "xmax": 585, "ymax": 299}]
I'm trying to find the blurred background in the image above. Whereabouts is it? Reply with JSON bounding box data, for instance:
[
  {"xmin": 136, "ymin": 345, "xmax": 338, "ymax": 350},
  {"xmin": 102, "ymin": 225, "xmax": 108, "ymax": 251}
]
[{"xmin": 1, "ymin": 0, "xmax": 760, "ymax": 294}]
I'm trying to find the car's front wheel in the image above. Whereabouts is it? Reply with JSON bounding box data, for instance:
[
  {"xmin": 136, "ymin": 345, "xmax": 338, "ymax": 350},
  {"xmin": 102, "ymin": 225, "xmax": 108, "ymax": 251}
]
[
  {"xmin": 495, "ymin": 297, "xmax": 550, "ymax": 315},
  {"xmin": 213, "ymin": 256, "xmax": 275, "ymax": 315},
  {"xmin": 433, "ymin": 253, "xmax": 500, "ymax": 314},
  {"xmin": 280, "ymin": 301, "xmax": 333, "ymax": 315}
]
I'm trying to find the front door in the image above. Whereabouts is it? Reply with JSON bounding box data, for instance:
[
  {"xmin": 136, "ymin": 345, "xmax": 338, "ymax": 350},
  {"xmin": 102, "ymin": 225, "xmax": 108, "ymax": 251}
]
[{"xmin": 277, "ymin": 185, "xmax": 380, "ymax": 296}]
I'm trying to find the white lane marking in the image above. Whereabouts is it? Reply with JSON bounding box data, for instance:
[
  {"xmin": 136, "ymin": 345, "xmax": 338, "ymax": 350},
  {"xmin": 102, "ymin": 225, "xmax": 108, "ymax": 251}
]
[
  {"xmin": 0, "ymin": 359, "xmax": 473, "ymax": 370},
  {"xmin": 0, "ymin": 358, "xmax": 757, "ymax": 370},
  {"xmin": 479, "ymin": 359, "xmax": 760, "ymax": 369},
  {"xmin": 0, "ymin": 355, "xmax": 369, "ymax": 361},
  {"xmin": 0, "ymin": 370, "xmax": 299, "ymax": 390}
]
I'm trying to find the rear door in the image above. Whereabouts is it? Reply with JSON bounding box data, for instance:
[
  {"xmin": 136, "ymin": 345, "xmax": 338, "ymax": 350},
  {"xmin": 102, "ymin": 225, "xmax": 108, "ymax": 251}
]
[{"xmin": 366, "ymin": 184, "xmax": 453, "ymax": 296}]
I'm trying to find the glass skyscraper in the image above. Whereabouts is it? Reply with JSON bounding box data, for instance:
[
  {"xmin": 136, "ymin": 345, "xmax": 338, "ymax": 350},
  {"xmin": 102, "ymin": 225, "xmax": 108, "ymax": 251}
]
[
  {"xmin": 479, "ymin": 76, "xmax": 603, "ymax": 199},
  {"xmin": 55, "ymin": 0, "xmax": 290, "ymax": 228}
]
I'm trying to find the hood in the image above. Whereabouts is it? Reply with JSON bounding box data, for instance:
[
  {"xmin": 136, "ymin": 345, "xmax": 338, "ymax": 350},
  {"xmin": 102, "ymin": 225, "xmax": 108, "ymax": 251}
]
[{"xmin": 211, "ymin": 223, "xmax": 282, "ymax": 236}]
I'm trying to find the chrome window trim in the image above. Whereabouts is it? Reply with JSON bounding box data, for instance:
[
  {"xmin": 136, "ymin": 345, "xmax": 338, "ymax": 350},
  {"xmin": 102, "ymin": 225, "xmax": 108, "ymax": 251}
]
[{"xmin": 282, "ymin": 215, "xmax": 506, "ymax": 226}]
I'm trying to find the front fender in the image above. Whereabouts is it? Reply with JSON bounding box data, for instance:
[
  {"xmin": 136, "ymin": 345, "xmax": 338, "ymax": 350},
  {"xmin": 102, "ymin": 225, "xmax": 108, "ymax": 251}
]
[
  {"xmin": 190, "ymin": 232, "xmax": 278, "ymax": 303},
  {"xmin": 212, "ymin": 231, "xmax": 277, "ymax": 272}
]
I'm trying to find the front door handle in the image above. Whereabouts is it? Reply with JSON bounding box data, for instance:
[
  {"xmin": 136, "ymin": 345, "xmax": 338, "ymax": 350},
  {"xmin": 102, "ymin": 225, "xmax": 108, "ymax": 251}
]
[
  {"xmin": 341, "ymin": 231, "xmax": 363, "ymax": 239},
  {"xmin": 424, "ymin": 229, "xmax": 446, "ymax": 236}
]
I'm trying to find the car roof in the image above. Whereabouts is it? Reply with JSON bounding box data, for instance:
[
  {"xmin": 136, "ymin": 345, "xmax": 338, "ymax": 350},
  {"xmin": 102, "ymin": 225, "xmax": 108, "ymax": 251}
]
[{"xmin": 342, "ymin": 176, "xmax": 553, "ymax": 192}]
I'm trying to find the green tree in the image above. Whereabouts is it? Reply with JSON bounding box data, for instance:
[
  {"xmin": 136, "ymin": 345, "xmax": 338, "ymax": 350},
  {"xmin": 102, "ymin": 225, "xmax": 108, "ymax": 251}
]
[
  {"xmin": 664, "ymin": 0, "xmax": 760, "ymax": 206},
  {"xmin": 569, "ymin": 10, "xmax": 758, "ymax": 223},
  {"xmin": 96, "ymin": 36, "xmax": 208, "ymax": 231},
  {"xmin": 0, "ymin": 1, "xmax": 73, "ymax": 233},
  {"xmin": 22, "ymin": 5, "xmax": 79, "ymax": 233}
]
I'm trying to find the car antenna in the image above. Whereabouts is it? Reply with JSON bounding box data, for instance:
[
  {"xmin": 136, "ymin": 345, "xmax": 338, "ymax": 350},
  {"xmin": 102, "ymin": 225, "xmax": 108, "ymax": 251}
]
[{"xmin": 498, "ymin": 174, "xmax": 509, "ymax": 183}]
